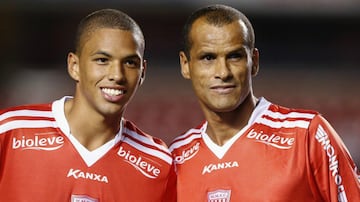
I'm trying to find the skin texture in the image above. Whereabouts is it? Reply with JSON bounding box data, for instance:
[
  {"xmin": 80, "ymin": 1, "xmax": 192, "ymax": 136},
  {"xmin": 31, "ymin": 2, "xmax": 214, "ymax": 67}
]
[
  {"xmin": 180, "ymin": 17, "xmax": 259, "ymax": 146},
  {"xmin": 66, "ymin": 28, "xmax": 146, "ymax": 150}
]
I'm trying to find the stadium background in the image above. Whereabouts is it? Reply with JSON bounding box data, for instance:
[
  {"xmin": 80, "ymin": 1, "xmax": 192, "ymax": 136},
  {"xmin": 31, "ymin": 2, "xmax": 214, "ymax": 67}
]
[{"xmin": 0, "ymin": 0, "xmax": 359, "ymax": 166}]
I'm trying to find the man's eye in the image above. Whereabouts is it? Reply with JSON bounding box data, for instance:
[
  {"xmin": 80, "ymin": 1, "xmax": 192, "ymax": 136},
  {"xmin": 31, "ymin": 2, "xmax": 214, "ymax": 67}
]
[
  {"xmin": 95, "ymin": 58, "xmax": 108, "ymax": 64},
  {"xmin": 228, "ymin": 53, "xmax": 243, "ymax": 59},
  {"xmin": 124, "ymin": 60, "xmax": 140, "ymax": 68},
  {"xmin": 201, "ymin": 54, "xmax": 215, "ymax": 61}
]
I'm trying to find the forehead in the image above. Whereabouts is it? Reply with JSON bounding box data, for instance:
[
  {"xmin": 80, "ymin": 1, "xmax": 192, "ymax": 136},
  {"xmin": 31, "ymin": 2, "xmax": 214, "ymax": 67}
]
[
  {"xmin": 80, "ymin": 28, "xmax": 144, "ymax": 55},
  {"xmin": 190, "ymin": 18, "xmax": 248, "ymax": 49}
]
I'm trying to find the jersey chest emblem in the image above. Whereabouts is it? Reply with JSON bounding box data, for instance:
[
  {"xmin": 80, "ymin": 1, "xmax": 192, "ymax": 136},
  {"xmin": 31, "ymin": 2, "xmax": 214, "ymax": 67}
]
[
  {"xmin": 207, "ymin": 189, "xmax": 231, "ymax": 202},
  {"xmin": 71, "ymin": 195, "xmax": 98, "ymax": 202}
]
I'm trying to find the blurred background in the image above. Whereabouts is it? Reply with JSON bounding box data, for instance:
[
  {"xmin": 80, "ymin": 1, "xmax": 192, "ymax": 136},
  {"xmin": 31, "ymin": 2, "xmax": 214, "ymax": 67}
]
[{"xmin": 0, "ymin": 0, "xmax": 359, "ymax": 165}]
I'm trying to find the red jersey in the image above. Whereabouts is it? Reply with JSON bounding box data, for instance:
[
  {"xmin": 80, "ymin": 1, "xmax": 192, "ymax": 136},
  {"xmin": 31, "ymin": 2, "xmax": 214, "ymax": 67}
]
[
  {"xmin": 170, "ymin": 97, "xmax": 360, "ymax": 202},
  {"xmin": 0, "ymin": 97, "xmax": 176, "ymax": 202}
]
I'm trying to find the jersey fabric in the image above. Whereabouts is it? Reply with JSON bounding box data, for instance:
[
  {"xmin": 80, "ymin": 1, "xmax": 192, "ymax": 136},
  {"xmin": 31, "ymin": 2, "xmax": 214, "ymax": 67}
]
[
  {"xmin": 170, "ymin": 97, "xmax": 360, "ymax": 202},
  {"xmin": 0, "ymin": 96, "xmax": 176, "ymax": 202}
]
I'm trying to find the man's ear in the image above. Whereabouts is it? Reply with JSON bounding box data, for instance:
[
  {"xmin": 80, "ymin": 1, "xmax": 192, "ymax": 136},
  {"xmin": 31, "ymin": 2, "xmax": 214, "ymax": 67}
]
[
  {"xmin": 251, "ymin": 48, "xmax": 259, "ymax": 76},
  {"xmin": 67, "ymin": 52, "xmax": 80, "ymax": 82},
  {"xmin": 179, "ymin": 51, "xmax": 190, "ymax": 79},
  {"xmin": 139, "ymin": 59, "xmax": 147, "ymax": 85}
]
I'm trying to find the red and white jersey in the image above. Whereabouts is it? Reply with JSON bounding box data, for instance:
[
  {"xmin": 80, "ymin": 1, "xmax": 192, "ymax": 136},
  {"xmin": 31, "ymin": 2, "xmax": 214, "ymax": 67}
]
[
  {"xmin": 0, "ymin": 96, "xmax": 176, "ymax": 202},
  {"xmin": 170, "ymin": 97, "xmax": 360, "ymax": 202}
]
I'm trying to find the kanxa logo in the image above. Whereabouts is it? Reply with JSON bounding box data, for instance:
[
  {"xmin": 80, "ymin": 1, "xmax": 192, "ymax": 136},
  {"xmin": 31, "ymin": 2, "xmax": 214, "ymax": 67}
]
[
  {"xmin": 246, "ymin": 129, "xmax": 295, "ymax": 149},
  {"xmin": 12, "ymin": 133, "xmax": 64, "ymax": 151},
  {"xmin": 117, "ymin": 146, "xmax": 161, "ymax": 179},
  {"xmin": 67, "ymin": 169, "xmax": 108, "ymax": 183},
  {"xmin": 202, "ymin": 161, "xmax": 239, "ymax": 175},
  {"xmin": 174, "ymin": 142, "xmax": 200, "ymax": 164}
]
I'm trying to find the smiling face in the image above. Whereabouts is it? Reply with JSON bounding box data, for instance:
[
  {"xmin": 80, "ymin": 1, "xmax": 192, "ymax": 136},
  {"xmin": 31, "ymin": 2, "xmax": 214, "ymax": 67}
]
[
  {"xmin": 180, "ymin": 17, "xmax": 258, "ymax": 115},
  {"xmin": 67, "ymin": 28, "xmax": 145, "ymax": 118}
]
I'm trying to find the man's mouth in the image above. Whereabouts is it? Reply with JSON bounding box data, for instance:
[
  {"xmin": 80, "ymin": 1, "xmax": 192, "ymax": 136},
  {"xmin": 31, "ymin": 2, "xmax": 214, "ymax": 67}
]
[{"xmin": 101, "ymin": 88, "xmax": 124, "ymax": 96}]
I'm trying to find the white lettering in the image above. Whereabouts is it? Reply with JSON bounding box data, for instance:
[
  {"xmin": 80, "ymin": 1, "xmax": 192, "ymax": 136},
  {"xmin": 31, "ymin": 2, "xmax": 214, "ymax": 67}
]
[
  {"xmin": 202, "ymin": 161, "xmax": 239, "ymax": 175},
  {"xmin": 174, "ymin": 142, "xmax": 200, "ymax": 164},
  {"xmin": 12, "ymin": 135, "xmax": 64, "ymax": 151},
  {"xmin": 315, "ymin": 125, "xmax": 347, "ymax": 201},
  {"xmin": 246, "ymin": 129, "xmax": 295, "ymax": 149},
  {"xmin": 67, "ymin": 169, "xmax": 108, "ymax": 183},
  {"xmin": 117, "ymin": 146, "xmax": 161, "ymax": 179}
]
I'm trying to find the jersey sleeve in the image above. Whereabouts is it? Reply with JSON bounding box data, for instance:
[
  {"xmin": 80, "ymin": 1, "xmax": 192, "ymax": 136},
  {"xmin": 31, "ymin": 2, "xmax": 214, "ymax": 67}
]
[{"xmin": 308, "ymin": 114, "xmax": 360, "ymax": 201}]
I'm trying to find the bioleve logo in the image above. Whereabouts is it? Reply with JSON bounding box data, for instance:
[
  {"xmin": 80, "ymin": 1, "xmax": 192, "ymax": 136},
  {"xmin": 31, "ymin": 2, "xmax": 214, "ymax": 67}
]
[
  {"xmin": 173, "ymin": 142, "xmax": 200, "ymax": 164},
  {"xmin": 246, "ymin": 129, "xmax": 295, "ymax": 149},
  {"xmin": 117, "ymin": 146, "xmax": 161, "ymax": 179},
  {"xmin": 12, "ymin": 134, "xmax": 64, "ymax": 151}
]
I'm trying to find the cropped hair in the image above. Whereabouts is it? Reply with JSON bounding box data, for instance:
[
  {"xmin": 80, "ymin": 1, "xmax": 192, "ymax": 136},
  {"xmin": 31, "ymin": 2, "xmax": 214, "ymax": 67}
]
[
  {"xmin": 182, "ymin": 4, "xmax": 255, "ymax": 59},
  {"xmin": 74, "ymin": 8, "xmax": 145, "ymax": 55}
]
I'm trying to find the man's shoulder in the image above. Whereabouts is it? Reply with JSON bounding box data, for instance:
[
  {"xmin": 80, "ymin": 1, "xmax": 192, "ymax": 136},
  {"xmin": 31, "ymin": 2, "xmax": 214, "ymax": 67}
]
[
  {"xmin": 169, "ymin": 121, "xmax": 204, "ymax": 152},
  {"xmin": 0, "ymin": 103, "xmax": 55, "ymax": 138},
  {"xmin": 122, "ymin": 119, "xmax": 166, "ymax": 146},
  {"xmin": 1, "ymin": 103, "xmax": 53, "ymax": 123},
  {"xmin": 268, "ymin": 102, "xmax": 319, "ymax": 116},
  {"xmin": 257, "ymin": 101, "xmax": 320, "ymax": 130},
  {"xmin": 1, "ymin": 102, "xmax": 52, "ymax": 114},
  {"xmin": 121, "ymin": 119, "xmax": 172, "ymax": 164}
]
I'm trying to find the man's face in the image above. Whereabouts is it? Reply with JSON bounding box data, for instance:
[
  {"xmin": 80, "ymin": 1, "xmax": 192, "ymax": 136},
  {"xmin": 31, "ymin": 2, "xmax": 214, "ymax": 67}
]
[
  {"xmin": 180, "ymin": 18, "xmax": 258, "ymax": 114},
  {"xmin": 69, "ymin": 28, "xmax": 145, "ymax": 117}
]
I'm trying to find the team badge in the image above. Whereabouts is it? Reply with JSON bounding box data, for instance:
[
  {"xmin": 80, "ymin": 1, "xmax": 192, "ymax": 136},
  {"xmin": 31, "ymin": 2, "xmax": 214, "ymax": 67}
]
[
  {"xmin": 71, "ymin": 195, "xmax": 98, "ymax": 202},
  {"xmin": 207, "ymin": 189, "xmax": 231, "ymax": 202}
]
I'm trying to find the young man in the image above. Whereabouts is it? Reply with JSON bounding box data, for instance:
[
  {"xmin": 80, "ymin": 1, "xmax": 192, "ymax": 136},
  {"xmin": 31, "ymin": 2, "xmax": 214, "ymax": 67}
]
[
  {"xmin": 0, "ymin": 9, "xmax": 176, "ymax": 201},
  {"xmin": 170, "ymin": 4, "xmax": 360, "ymax": 201}
]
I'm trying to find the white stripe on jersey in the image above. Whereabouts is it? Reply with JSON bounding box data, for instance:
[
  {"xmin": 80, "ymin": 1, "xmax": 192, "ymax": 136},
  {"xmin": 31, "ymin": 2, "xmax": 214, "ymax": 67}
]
[
  {"xmin": 123, "ymin": 136, "xmax": 172, "ymax": 165},
  {"xmin": 169, "ymin": 133, "xmax": 202, "ymax": 152},
  {"xmin": 0, "ymin": 110, "xmax": 53, "ymax": 121},
  {"xmin": 172, "ymin": 128, "xmax": 203, "ymax": 142},
  {"xmin": 264, "ymin": 110, "xmax": 315, "ymax": 120},
  {"xmin": 255, "ymin": 109, "xmax": 315, "ymax": 129},
  {"xmin": 255, "ymin": 117, "xmax": 311, "ymax": 129},
  {"xmin": 0, "ymin": 120, "xmax": 56, "ymax": 133},
  {"xmin": 125, "ymin": 127, "xmax": 170, "ymax": 155}
]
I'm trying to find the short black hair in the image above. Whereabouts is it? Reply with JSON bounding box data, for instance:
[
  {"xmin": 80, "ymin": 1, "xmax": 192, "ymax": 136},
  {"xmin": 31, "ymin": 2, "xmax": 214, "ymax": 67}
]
[
  {"xmin": 182, "ymin": 4, "xmax": 255, "ymax": 59},
  {"xmin": 74, "ymin": 8, "xmax": 145, "ymax": 55}
]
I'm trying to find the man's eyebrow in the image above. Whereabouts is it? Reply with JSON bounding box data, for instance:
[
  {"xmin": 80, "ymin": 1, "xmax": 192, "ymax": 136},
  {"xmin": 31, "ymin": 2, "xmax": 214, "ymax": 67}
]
[
  {"xmin": 123, "ymin": 54, "xmax": 141, "ymax": 60},
  {"xmin": 92, "ymin": 51, "xmax": 112, "ymax": 57},
  {"xmin": 197, "ymin": 50, "xmax": 216, "ymax": 55},
  {"xmin": 230, "ymin": 47, "xmax": 246, "ymax": 53}
]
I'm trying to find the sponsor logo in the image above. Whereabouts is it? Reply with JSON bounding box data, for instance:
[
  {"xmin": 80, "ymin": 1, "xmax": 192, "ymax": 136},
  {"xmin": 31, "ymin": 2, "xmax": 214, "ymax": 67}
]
[
  {"xmin": 67, "ymin": 169, "xmax": 109, "ymax": 183},
  {"xmin": 117, "ymin": 146, "xmax": 161, "ymax": 179},
  {"xmin": 12, "ymin": 133, "xmax": 64, "ymax": 151},
  {"xmin": 174, "ymin": 142, "xmax": 200, "ymax": 164},
  {"xmin": 202, "ymin": 161, "xmax": 239, "ymax": 175},
  {"xmin": 71, "ymin": 195, "xmax": 98, "ymax": 202},
  {"xmin": 315, "ymin": 125, "xmax": 347, "ymax": 202},
  {"xmin": 207, "ymin": 189, "xmax": 231, "ymax": 202},
  {"xmin": 246, "ymin": 129, "xmax": 295, "ymax": 149}
]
